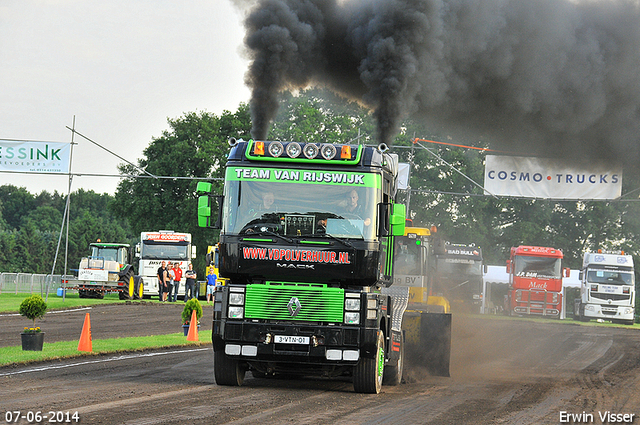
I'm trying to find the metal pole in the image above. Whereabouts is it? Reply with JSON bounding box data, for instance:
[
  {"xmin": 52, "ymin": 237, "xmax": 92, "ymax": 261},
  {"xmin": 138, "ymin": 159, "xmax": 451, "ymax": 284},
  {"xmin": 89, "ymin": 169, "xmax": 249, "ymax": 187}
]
[
  {"xmin": 405, "ymin": 136, "xmax": 415, "ymax": 218},
  {"xmin": 46, "ymin": 117, "xmax": 76, "ymax": 302},
  {"xmin": 63, "ymin": 117, "xmax": 77, "ymax": 302}
]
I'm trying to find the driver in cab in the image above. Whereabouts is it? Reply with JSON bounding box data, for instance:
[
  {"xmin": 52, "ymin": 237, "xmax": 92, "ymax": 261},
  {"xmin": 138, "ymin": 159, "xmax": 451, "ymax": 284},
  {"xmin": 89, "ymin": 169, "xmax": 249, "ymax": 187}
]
[
  {"xmin": 344, "ymin": 189, "xmax": 371, "ymax": 226},
  {"xmin": 244, "ymin": 191, "xmax": 280, "ymax": 234}
]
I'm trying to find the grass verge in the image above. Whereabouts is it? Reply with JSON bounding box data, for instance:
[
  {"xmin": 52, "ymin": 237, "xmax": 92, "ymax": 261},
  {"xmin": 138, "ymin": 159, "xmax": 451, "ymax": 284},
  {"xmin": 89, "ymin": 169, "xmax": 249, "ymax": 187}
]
[
  {"xmin": 0, "ymin": 292, "xmax": 161, "ymax": 313},
  {"xmin": 0, "ymin": 331, "xmax": 212, "ymax": 367}
]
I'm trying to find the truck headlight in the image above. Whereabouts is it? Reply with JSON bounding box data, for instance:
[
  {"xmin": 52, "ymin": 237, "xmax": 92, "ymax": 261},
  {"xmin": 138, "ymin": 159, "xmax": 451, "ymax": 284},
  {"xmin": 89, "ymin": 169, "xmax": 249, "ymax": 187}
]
[
  {"xmin": 345, "ymin": 298, "xmax": 360, "ymax": 311},
  {"xmin": 229, "ymin": 293, "xmax": 245, "ymax": 306},
  {"xmin": 624, "ymin": 308, "xmax": 634, "ymax": 314},
  {"xmin": 344, "ymin": 312, "xmax": 360, "ymax": 324},
  {"xmin": 585, "ymin": 305, "xmax": 595, "ymax": 311},
  {"xmin": 228, "ymin": 306, "xmax": 244, "ymax": 319}
]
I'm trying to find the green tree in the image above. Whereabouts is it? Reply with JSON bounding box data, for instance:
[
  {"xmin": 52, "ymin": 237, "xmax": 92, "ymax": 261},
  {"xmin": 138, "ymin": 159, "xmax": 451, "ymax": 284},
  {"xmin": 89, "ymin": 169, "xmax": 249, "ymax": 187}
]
[
  {"xmin": 0, "ymin": 185, "xmax": 35, "ymax": 230},
  {"xmin": 0, "ymin": 185, "xmax": 133, "ymax": 274},
  {"xmin": 269, "ymin": 88, "xmax": 376, "ymax": 144},
  {"xmin": 112, "ymin": 106, "xmax": 252, "ymax": 272}
]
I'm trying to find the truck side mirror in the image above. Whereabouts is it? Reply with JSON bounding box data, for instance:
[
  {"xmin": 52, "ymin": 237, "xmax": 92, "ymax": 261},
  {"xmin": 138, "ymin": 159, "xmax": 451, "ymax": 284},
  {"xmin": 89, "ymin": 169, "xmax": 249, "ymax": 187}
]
[
  {"xmin": 483, "ymin": 264, "xmax": 488, "ymax": 274},
  {"xmin": 506, "ymin": 259, "xmax": 511, "ymax": 274},
  {"xmin": 390, "ymin": 203, "xmax": 406, "ymax": 236},
  {"xmin": 191, "ymin": 245, "xmax": 197, "ymax": 259},
  {"xmin": 564, "ymin": 267, "xmax": 570, "ymax": 278},
  {"xmin": 196, "ymin": 181, "xmax": 213, "ymax": 192},
  {"xmin": 579, "ymin": 271, "xmax": 583, "ymax": 280},
  {"xmin": 197, "ymin": 195, "xmax": 223, "ymax": 229}
]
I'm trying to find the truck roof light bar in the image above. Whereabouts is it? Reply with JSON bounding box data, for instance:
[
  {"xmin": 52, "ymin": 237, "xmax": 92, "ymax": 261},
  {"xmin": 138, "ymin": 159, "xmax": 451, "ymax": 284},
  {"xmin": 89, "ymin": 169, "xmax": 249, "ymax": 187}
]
[{"xmin": 244, "ymin": 140, "xmax": 362, "ymax": 164}]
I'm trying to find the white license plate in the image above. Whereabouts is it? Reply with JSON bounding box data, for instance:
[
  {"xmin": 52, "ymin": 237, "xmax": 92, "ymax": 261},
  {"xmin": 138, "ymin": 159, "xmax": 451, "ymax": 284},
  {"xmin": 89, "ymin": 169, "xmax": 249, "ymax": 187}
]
[{"xmin": 275, "ymin": 335, "xmax": 309, "ymax": 345}]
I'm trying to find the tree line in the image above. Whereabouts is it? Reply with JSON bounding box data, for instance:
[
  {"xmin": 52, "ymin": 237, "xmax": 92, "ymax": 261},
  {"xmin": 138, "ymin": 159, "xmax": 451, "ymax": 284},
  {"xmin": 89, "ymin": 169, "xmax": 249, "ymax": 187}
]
[{"xmin": 3, "ymin": 88, "xmax": 640, "ymax": 296}]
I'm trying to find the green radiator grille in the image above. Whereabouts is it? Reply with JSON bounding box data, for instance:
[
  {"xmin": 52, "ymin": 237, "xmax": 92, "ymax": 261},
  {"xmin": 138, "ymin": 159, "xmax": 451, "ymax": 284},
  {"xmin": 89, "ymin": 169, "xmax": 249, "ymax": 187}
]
[{"xmin": 245, "ymin": 282, "xmax": 344, "ymax": 322}]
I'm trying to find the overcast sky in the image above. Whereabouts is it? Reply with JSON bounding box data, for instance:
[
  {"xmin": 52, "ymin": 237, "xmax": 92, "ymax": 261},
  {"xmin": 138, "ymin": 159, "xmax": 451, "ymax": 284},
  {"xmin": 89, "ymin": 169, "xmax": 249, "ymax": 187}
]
[{"xmin": 0, "ymin": 1, "xmax": 250, "ymax": 196}]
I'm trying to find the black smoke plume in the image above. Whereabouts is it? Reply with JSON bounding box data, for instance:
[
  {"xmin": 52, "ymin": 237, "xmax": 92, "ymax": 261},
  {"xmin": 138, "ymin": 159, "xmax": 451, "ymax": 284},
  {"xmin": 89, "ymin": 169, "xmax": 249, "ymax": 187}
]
[{"xmin": 237, "ymin": 0, "xmax": 640, "ymax": 167}]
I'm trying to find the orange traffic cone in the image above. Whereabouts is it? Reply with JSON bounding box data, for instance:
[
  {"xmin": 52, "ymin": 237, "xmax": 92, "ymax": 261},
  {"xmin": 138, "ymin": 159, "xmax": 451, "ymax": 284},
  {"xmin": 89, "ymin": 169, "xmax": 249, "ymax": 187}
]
[
  {"xmin": 78, "ymin": 312, "xmax": 92, "ymax": 352},
  {"xmin": 186, "ymin": 309, "xmax": 199, "ymax": 342}
]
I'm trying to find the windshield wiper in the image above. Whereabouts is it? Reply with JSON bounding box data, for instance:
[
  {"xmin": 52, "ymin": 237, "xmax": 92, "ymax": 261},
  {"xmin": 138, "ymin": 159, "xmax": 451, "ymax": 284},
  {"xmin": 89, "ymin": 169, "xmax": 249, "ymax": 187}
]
[
  {"xmin": 319, "ymin": 233, "xmax": 354, "ymax": 248},
  {"xmin": 299, "ymin": 233, "xmax": 354, "ymax": 247}
]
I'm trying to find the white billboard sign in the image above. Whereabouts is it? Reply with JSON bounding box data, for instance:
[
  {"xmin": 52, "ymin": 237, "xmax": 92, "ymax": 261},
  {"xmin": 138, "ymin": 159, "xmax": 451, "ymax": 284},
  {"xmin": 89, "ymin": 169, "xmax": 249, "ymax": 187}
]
[
  {"xmin": 0, "ymin": 140, "xmax": 71, "ymax": 174},
  {"xmin": 397, "ymin": 162, "xmax": 410, "ymax": 190},
  {"xmin": 484, "ymin": 155, "xmax": 622, "ymax": 200}
]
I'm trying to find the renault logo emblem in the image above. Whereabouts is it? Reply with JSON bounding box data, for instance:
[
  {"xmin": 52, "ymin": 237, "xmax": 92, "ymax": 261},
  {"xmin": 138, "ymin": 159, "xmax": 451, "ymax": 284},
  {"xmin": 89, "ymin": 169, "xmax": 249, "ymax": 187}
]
[{"xmin": 287, "ymin": 297, "xmax": 301, "ymax": 317}]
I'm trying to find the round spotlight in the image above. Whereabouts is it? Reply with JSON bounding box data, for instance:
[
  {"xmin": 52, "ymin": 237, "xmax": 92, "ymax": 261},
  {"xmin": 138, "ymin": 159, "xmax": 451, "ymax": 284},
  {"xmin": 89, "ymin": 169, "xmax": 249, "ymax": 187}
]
[
  {"xmin": 268, "ymin": 141, "xmax": 284, "ymax": 157},
  {"xmin": 320, "ymin": 144, "xmax": 337, "ymax": 160},
  {"xmin": 286, "ymin": 142, "xmax": 302, "ymax": 158},
  {"xmin": 303, "ymin": 143, "xmax": 319, "ymax": 159}
]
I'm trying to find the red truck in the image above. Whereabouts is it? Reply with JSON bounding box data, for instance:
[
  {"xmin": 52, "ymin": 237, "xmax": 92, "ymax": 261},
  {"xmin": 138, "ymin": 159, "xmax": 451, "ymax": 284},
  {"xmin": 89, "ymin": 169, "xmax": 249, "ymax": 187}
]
[{"xmin": 504, "ymin": 246, "xmax": 570, "ymax": 318}]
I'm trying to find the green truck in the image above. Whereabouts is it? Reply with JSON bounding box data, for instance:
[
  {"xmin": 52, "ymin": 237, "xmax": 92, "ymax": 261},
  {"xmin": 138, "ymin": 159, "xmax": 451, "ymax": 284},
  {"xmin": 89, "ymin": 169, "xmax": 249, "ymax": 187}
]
[{"xmin": 197, "ymin": 139, "xmax": 448, "ymax": 393}]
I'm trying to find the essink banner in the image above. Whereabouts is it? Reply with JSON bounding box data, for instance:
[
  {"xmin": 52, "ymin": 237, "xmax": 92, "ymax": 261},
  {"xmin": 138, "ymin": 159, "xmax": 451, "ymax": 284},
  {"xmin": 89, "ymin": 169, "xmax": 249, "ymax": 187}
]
[
  {"xmin": 484, "ymin": 155, "xmax": 622, "ymax": 200},
  {"xmin": 0, "ymin": 140, "xmax": 71, "ymax": 174}
]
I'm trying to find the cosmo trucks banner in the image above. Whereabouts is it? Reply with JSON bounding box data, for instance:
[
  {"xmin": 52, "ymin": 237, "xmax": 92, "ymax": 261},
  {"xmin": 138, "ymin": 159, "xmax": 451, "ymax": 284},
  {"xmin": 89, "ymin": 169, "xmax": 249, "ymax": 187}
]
[
  {"xmin": 0, "ymin": 140, "xmax": 71, "ymax": 174},
  {"xmin": 484, "ymin": 155, "xmax": 622, "ymax": 200}
]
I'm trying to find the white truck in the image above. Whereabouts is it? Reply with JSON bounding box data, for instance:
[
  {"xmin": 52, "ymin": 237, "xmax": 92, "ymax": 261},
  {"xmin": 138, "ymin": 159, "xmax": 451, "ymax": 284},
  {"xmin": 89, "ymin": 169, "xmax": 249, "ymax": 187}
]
[
  {"xmin": 136, "ymin": 230, "xmax": 196, "ymax": 299},
  {"xmin": 574, "ymin": 251, "xmax": 635, "ymax": 325}
]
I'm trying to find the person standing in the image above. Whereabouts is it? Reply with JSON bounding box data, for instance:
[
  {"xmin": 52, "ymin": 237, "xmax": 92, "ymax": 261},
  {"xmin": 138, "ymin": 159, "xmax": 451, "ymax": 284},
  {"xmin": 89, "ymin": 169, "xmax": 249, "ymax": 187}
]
[
  {"xmin": 156, "ymin": 261, "xmax": 167, "ymax": 302},
  {"xmin": 165, "ymin": 263, "xmax": 175, "ymax": 302},
  {"xmin": 172, "ymin": 262, "xmax": 183, "ymax": 302},
  {"xmin": 206, "ymin": 267, "xmax": 218, "ymax": 304},
  {"xmin": 184, "ymin": 263, "xmax": 197, "ymax": 302}
]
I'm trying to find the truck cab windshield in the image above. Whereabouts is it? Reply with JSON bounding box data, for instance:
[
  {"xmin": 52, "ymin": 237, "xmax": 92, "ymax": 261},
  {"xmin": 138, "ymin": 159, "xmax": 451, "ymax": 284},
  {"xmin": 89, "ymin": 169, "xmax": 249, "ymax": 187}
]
[
  {"xmin": 140, "ymin": 243, "xmax": 189, "ymax": 260},
  {"xmin": 514, "ymin": 255, "xmax": 562, "ymax": 279},
  {"xmin": 222, "ymin": 180, "xmax": 378, "ymax": 241},
  {"xmin": 587, "ymin": 270, "xmax": 634, "ymax": 286},
  {"xmin": 91, "ymin": 247, "xmax": 125, "ymax": 264},
  {"xmin": 436, "ymin": 259, "xmax": 483, "ymax": 277}
]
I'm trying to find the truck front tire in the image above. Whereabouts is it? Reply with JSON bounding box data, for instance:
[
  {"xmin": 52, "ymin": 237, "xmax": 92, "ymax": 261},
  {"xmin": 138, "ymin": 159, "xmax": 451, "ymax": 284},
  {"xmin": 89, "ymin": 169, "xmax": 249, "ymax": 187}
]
[
  {"xmin": 214, "ymin": 349, "xmax": 245, "ymax": 386},
  {"xmin": 353, "ymin": 331, "xmax": 384, "ymax": 394}
]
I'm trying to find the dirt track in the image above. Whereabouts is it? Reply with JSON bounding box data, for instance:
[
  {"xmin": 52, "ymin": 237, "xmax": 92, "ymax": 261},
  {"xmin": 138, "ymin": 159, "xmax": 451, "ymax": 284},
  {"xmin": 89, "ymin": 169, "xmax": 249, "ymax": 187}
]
[{"xmin": 1, "ymin": 304, "xmax": 640, "ymax": 424}]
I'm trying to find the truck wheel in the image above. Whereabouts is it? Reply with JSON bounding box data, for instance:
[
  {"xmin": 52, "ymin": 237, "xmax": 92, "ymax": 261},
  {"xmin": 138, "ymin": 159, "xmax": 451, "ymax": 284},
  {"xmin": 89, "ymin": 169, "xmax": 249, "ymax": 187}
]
[
  {"xmin": 383, "ymin": 333, "xmax": 404, "ymax": 386},
  {"xmin": 119, "ymin": 271, "xmax": 134, "ymax": 300},
  {"xmin": 214, "ymin": 349, "xmax": 245, "ymax": 386},
  {"xmin": 133, "ymin": 277, "xmax": 143, "ymax": 300},
  {"xmin": 577, "ymin": 305, "xmax": 590, "ymax": 322},
  {"xmin": 94, "ymin": 290, "xmax": 104, "ymax": 299},
  {"xmin": 353, "ymin": 331, "xmax": 384, "ymax": 394},
  {"xmin": 78, "ymin": 289, "xmax": 87, "ymax": 299}
]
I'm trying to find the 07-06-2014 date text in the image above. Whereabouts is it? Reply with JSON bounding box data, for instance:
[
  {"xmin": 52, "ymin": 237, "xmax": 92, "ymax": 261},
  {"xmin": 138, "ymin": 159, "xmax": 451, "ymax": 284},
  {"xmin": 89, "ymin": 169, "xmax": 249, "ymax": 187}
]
[{"xmin": 4, "ymin": 411, "xmax": 79, "ymax": 423}]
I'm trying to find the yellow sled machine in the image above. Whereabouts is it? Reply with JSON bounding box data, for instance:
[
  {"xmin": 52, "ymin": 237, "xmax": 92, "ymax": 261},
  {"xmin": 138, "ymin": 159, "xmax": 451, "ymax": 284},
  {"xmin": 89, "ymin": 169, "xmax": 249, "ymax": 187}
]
[{"xmin": 393, "ymin": 226, "xmax": 452, "ymax": 377}]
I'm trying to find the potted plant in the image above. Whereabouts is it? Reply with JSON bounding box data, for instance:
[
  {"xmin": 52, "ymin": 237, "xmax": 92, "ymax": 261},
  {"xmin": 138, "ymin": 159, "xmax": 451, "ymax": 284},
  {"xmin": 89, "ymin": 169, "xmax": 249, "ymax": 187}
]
[
  {"xmin": 182, "ymin": 298, "xmax": 203, "ymax": 336},
  {"xmin": 19, "ymin": 294, "xmax": 48, "ymax": 351}
]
